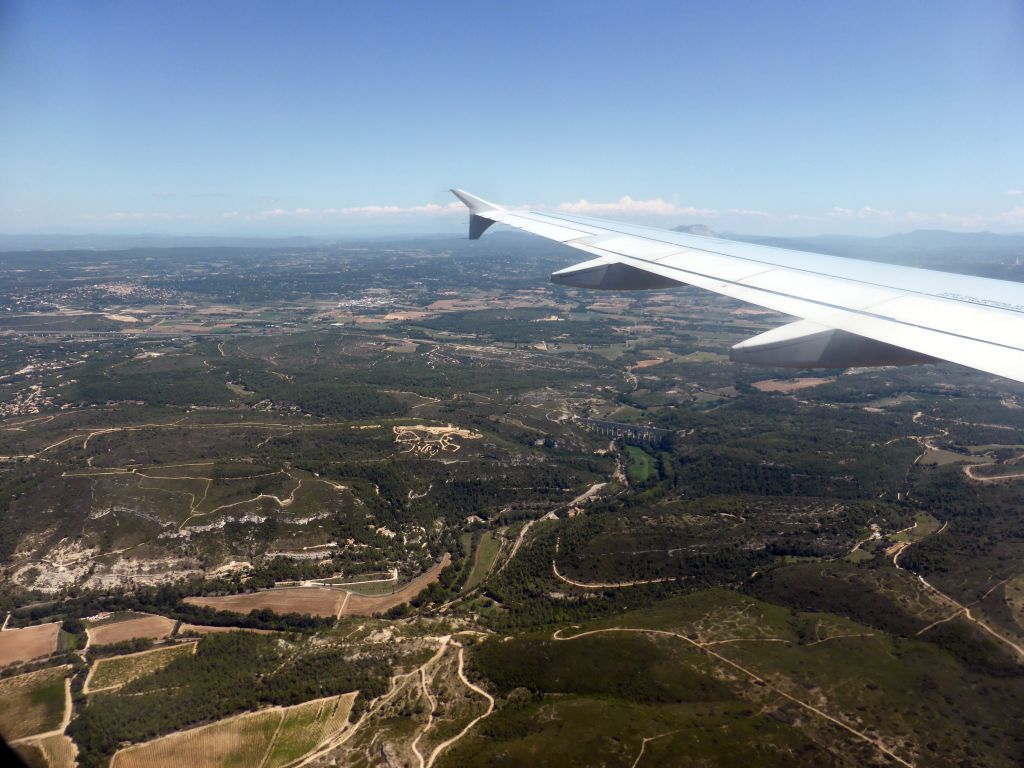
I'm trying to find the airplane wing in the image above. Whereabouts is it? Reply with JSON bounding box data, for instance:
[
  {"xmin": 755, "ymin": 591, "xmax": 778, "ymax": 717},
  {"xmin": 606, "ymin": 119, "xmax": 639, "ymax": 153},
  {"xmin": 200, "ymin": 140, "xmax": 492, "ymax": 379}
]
[{"xmin": 452, "ymin": 189, "xmax": 1024, "ymax": 384}]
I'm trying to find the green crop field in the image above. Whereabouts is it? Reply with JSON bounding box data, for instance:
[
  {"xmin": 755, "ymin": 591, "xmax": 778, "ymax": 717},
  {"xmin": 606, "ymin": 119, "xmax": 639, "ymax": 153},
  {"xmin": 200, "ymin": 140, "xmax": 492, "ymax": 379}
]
[
  {"xmin": 0, "ymin": 666, "xmax": 68, "ymax": 742},
  {"xmin": 465, "ymin": 531, "xmax": 502, "ymax": 591},
  {"xmin": 625, "ymin": 445, "xmax": 656, "ymax": 483}
]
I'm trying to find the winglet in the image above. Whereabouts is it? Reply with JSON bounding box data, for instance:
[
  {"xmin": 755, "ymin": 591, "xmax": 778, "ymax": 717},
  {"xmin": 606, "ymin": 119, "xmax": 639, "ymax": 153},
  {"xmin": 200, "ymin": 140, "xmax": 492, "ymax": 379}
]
[
  {"xmin": 451, "ymin": 189, "xmax": 502, "ymax": 239},
  {"xmin": 450, "ymin": 189, "xmax": 500, "ymax": 213}
]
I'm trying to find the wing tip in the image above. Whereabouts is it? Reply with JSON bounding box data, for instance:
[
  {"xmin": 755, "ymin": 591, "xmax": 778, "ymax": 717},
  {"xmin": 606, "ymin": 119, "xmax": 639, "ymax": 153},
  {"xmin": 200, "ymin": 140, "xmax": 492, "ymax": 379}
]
[
  {"xmin": 450, "ymin": 189, "xmax": 500, "ymax": 214},
  {"xmin": 452, "ymin": 189, "xmax": 502, "ymax": 239}
]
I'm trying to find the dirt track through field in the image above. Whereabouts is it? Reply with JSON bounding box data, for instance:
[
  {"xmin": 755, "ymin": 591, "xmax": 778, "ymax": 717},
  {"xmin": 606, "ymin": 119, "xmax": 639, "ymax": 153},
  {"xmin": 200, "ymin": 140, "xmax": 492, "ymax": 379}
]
[
  {"xmin": 7, "ymin": 672, "xmax": 72, "ymax": 745},
  {"xmin": 111, "ymin": 692, "xmax": 356, "ymax": 768},
  {"xmin": 183, "ymin": 555, "xmax": 450, "ymax": 619},
  {"xmin": 343, "ymin": 554, "xmax": 450, "ymax": 616}
]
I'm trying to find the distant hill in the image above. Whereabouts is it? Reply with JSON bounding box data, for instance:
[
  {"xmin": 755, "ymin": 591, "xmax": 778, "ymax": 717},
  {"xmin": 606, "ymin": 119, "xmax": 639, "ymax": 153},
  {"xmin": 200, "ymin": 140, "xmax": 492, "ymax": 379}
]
[
  {"xmin": 730, "ymin": 229, "xmax": 1024, "ymax": 266},
  {"xmin": 672, "ymin": 224, "xmax": 718, "ymax": 237}
]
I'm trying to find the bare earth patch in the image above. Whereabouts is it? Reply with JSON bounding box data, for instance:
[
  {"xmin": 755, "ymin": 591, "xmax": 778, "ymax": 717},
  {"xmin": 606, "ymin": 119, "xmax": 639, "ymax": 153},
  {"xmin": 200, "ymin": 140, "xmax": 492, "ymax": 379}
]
[
  {"xmin": 87, "ymin": 614, "xmax": 176, "ymax": 646},
  {"xmin": 394, "ymin": 425, "xmax": 481, "ymax": 456},
  {"xmin": 752, "ymin": 377, "xmax": 836, "ymax": 393},
  {"xmin": 184, "ymin": 587, "xmax": 346, "ymax": 618},
  {"xmin": 0, "ymin": 622, "xmax": 61, "ymax": 667}
]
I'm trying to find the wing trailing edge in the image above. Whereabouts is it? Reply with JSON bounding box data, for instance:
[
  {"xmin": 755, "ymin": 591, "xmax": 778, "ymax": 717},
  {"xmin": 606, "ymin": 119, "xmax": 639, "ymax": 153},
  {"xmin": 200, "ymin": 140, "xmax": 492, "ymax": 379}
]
[
  {"xmin": 452, "ymin": 188, "xmax": 1024, "ymax": 383},
  {"xmin": 729, "ymin": 320, "xmax": 938, "ymax": 368},
  {"xmin": 551, "ymin": 256, "xmax": 686, "ymax": 290}
]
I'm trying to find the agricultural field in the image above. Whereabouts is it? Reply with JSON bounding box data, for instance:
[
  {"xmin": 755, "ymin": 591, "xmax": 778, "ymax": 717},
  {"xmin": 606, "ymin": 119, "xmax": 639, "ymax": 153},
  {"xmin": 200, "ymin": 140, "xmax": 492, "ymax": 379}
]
[
  {"xmin": 86, "ymin": 614, "xmax": 176, "ymax": 646},
  {"xmin": 751, "ymin": 377, "xmax": 836, "ymax": 393},
  {"xmin": 184, "ymin": 587, "xmax": 346, "ymax": 618},
  {"xmin": 464, "ymin": 531, "xmax": 502, "ymax": 592},
  {"xmin": 85, "ymin": 642, "xmax": 196, "ymax": 693},
  {"xmin": 12, "ymin": 734, "xmax": 77, "ymax": 768},
  {"xmin": 624, "ymin": 444, "xmax": 656, "ymax": 483},
  {"xmin": 183, "ymin": 555, "xmax": 451, "ymax": 618},
  {"xmin": 110, "ymin": 693, "xmax": 356, "ymax": 768},
  {"xmin": 0, "ymin": 665, "xmax": 69, "ymax": 741},
  {"xmin": 344, "ymin": 554, "xmax": 451, "ymax": 616},
  {"xmin": 0, "ymin": 623, "xmax": 61, "ymax": 667},
  {"xmin": 68, "ymin": 631, "xmax": 391, "ymax": 767}
]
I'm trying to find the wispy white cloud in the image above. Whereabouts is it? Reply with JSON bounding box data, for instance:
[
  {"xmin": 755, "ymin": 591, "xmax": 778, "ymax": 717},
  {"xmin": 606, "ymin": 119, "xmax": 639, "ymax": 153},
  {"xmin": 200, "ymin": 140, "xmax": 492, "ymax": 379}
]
[
  {"xmin": 252, "ymin": 202, "xmax": 464, "ymax": 220},
  {"xmin": 1006, "ymin": 189, "xmax": 1023, "ymax": 196},
  {"xmin": 932, "ymin": 207, "xmax": 1024, "ymax": 228},
  {"xmin": 828, "ymin": 204, "xmax": 1024, "ymax": 229},
  {"xmin": 555, "ymin": 196, "xmax": 718, "ymax": 218},
  {"xmin": 828, "ymin": 206, "xmax": 896, "ymax": 220},
  {"xmin": 82, "ymin": 196, "xmax": 1024, "ymax": 234},
  {"xmin": 83, "ymin": 211, "xmax": 194, "ymax": 222}
]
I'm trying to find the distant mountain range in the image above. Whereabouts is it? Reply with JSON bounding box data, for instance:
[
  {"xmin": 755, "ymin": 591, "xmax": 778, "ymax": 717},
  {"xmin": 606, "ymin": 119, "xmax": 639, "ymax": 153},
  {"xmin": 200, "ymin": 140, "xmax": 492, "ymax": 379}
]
[{"xmin": 732, "ymin": 229, "xmax": 1024, "ymax": 266}]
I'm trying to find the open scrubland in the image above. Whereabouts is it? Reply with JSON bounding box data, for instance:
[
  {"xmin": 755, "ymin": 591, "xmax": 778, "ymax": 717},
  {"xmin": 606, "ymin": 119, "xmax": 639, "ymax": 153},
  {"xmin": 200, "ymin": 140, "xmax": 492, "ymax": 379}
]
[{"xmin": 3, "ymin": 244, "xmax": 1024, "ymax": 767}]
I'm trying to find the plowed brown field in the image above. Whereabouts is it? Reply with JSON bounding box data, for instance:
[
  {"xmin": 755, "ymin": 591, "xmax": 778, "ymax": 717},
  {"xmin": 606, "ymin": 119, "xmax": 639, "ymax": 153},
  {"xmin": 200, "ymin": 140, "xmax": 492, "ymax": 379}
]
[
  {"xmin": 184, "ymin": 587, "xmax": 345, "ymax": 617},
  {"xmin": 87, "ymin": 615, "xmax": 176, "ymax": 646},
  {"xmin": 0, "ymin": 623, "xmax": 61, "ymax": 667},
  {"xmin": 180, "ymin": 554, "xmax": 451, "ymax": 619}
]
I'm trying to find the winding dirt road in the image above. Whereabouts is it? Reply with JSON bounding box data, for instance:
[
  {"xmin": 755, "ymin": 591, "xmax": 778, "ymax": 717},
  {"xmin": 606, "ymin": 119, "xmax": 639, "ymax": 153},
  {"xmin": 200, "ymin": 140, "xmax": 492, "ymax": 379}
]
[
  {"xmin": 425, "ymin": 645, "xmax": 495, "ymax": 768},
  {"xmin": 551, "ymin": 537, "xmax": 675, "ymax": 589},
  {"xmin": 892, "ymin": 521, "xmax": 1024, "ymax": 660}
]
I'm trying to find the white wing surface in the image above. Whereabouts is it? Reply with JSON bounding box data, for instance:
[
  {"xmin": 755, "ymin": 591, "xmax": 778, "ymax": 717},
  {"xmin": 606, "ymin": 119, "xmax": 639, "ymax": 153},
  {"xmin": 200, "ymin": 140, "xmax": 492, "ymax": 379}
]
[{"xmin": 452, "ymin": 189, "xmax": 1024, "ymax": 384}]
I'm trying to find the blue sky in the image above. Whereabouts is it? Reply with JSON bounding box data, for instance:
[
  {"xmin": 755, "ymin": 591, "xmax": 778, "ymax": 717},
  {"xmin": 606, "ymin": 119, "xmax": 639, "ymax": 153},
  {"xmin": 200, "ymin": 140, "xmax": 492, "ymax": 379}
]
[{"xmin": 1, "ymin": 0, "xmax": 1022, "ymax": 236}]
